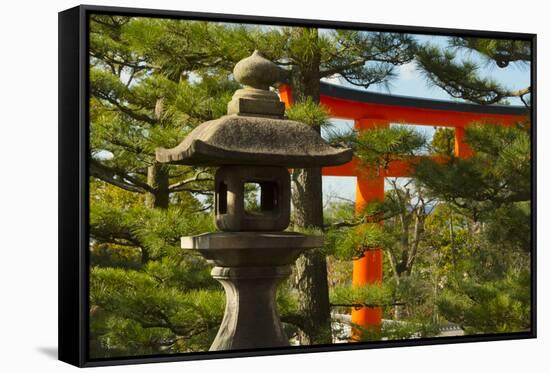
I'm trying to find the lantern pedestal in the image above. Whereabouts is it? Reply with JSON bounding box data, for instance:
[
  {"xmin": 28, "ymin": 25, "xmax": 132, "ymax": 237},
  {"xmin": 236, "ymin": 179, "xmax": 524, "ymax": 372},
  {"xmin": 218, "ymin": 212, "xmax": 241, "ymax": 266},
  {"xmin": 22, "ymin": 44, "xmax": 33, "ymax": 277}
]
[
  {"xmin": 210, "ymin": 265, "xmax": 290, "ymax": 350},
  {"xmin": 182, "ymin": 232, "xmax": 322, "ymax": 350}
]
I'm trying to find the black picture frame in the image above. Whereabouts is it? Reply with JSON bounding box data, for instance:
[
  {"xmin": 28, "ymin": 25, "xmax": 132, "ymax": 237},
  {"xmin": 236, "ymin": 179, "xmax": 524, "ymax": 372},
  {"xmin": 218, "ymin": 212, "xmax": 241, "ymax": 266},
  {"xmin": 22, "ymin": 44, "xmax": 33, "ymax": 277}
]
[{"xmin": 58, "ymin": 4, "xmax": 537, "ymax": 367}]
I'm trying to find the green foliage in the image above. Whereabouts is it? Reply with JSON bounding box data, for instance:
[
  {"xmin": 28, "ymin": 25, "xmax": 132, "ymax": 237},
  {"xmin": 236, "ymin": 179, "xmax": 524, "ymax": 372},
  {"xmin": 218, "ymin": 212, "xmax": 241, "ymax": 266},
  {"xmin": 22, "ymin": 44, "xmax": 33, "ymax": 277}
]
[
  {"xmin": 275, "ymin": 279, "xmax": 302, "ymax": 338},
  {"xmin": 90, "ymin": 267, "xmax": 224, "ymax": 356},
  {"xmin": 89, "ymin": 15, "xmax": 233, "ymax": 357},
  {"xmin": 415, "ymin": 37, "xmax": 530, "ymax": 105},
  {"xmin": 330, "ymin": 283, "xmax": 393, "ymax": 307},
  {"xmin": 90, "ymin": 192, "xmax": 213, "ymax": 259},
  {"xmin": 328, "ymin": 225, "xmax": 390, "ymax": 260},
  {"xmin": 322, "ymin": 197, "xmax": 391, "ymax": 260},
  {"xmin": 323, "ymin": 30, "xmax": 417, "ymax": 89},
  {"xmin": 416, "ymin": 45, "xmax": 507, "ymax": 104},
  {"xmin": 438, "ymin": 269, "xmax": 531, "ymax": 334},
  {"xmin": 415, "ymin": 123, "xmax": 531, "ymax": 220},
  {"xmin": 421, "ymin": 203, "xmax": 472, "ymax": 274},
  {"xmin": 352, "ymin": 319, "xmax": 440, "ymax": 342},
  {"xmin": 89, "ymin": 178, "xmax": 218, "ymax": 357},
  {"xmin": 450, "ymin": 37, "xmax": 530, "ymax": 68},
  {"xmin": 285, "ymin": 97, "xmax": 332, "ymax": 128},
  {"xmin": 431, "ymin": 127, "xmax": 455, "ymax": 156},
  {"xmin": 355, "ymin": 126, "xmax": 426, "ymax": 171},
  {"xmin": 485, "ymin": 202, "xmax": 531, "ymax": 252},
  {"xmin": 326, "ymin": 120, "xmax": 531, "ymax": 339},
  {"xmin": 412, "ymin": 123, "xmax": 531, "ymax": 333}
]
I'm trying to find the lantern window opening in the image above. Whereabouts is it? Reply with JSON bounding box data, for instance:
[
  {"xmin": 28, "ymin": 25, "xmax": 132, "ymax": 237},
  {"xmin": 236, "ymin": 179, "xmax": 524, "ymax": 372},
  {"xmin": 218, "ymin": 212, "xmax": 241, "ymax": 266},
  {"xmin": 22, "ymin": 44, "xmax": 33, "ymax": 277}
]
[
  {"xmin": 217, "ymin": 181, "xmax": 228, "ymax": 215},
  {"xmin": 243, "ymin": 180, "xmax": 279, "ymax": 216}
]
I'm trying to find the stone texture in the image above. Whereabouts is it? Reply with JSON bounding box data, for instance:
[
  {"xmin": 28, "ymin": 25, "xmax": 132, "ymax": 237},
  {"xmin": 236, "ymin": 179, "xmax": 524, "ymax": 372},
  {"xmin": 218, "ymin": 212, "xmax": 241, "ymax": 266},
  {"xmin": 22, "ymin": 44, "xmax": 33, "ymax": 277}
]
[
  {"xmin": 227, "ymin": 96, "xmax": 285, "ymax": 117},
  {"xmin": 215, "ymin": 166, "xmax": 290, "ymax": 232},
  {"xmin": 155, "ymin": 114, "xmax": 352, "ymax": 167},
  {"xmin": 209, "ymin": 266, "xmax": 291, "ymax": 350},
  {"xmin": 180, "ymin": 232, "xmax": 323, "ymax": 351},
  {"xmin": 181, "ymin": 231, "xmax": 323, "ymax": 267},
  {"xmin": 233, "ymin": 50, "xmax": 282, "ymax": 90}
]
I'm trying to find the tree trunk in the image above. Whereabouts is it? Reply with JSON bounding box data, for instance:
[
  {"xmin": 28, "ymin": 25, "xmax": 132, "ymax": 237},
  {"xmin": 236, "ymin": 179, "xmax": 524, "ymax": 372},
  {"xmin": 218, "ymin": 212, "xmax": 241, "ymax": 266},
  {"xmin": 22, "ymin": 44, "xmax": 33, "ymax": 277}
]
[
  {"xmin": 146, "ymin": 162, "xmax": 170, "ymax": 209},
  {"xmin": 394, "ymin": 302, "xmax": 407, "ymax": 320},
  {"xmin": 145, "ymin": 97, "xmax": 170, "ymax": 210},
  {"xmin": 292, "ymin": 167, "xmax": 331, "ymax": 344},
  {"xmin": 289, "ymin": 28, "xmax": 332, "ymax": 345},
  {"xmin": 141, "ymin": 163, "xmax": 169, "ymax": 263}
]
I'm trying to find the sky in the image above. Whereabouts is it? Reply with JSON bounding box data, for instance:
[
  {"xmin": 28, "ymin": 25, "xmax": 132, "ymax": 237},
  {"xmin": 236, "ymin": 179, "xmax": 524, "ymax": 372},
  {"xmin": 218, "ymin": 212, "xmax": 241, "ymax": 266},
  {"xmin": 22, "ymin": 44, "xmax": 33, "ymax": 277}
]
[{"xmin": 320, "ymin": 34, "xmax": 531, "ymax": 204}]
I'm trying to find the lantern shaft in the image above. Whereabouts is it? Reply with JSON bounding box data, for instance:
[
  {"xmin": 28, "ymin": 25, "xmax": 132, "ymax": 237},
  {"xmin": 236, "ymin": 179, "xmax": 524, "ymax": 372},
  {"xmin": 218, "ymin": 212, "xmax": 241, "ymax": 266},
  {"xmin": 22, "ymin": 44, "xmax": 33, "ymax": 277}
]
[{"xmin": 210, "ymin": 266, "xmax": 291, "ymax": 350}]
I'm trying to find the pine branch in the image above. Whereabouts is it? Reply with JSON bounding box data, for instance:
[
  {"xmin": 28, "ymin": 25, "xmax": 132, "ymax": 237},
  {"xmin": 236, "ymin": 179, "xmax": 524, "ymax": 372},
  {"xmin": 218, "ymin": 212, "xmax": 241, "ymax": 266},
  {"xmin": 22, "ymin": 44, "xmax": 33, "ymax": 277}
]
[
  {"xmin": 105, "ymin": 137, "xmax": 152, "ymax": 158},
  {"xmin": 340, "ymin": 70, "xmax": 390, "ymax": 90},
  {"xmin": 90, "ymin": 50, "xmax": 155, "ymax": 73},
  {"xmin": 90, "ymin": 159, "xmax": 152, "ymax": 193},
  {"xmin": 450, "ymin": 37, "xmax": 531, "ymax": 66},
  {"xmin": 168, "ymin": 171, "xmax": 213, "ymax": 192},
  {"xmin": 322, "ymin": 31, "xmax": 416, "ymax": 78},
  {"xmin": 172, "ymin": 188, "xmax": 214, "ymax": 196},
  {"xmin": 508, "ymin": 86, "xmax": 531, "ymax": 98},
  {"xmin": 96, "ymin": 93, "xmax": 158, "ymax": 124},
  {"xmin": 324, "ymin": 220, "xmax": 362, "ymax": 229},
  {"xmin": 321, "ymin": 58, "xmax": 368, "ymax": 78},
  {"xmin": 415, "ymin": 44, "xmax": 530, "ymax": 105},
  {"xmin": 89, "ymin": 226, "xmax": 142, "ymax": 249}
]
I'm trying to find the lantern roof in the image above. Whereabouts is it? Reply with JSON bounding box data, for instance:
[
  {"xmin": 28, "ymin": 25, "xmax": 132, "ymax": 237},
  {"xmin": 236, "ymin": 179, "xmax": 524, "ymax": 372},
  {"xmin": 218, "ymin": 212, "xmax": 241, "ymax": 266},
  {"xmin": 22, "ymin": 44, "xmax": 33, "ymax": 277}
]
[{"xmin": 156, "ymin": 50, "xmax": 352, "ymax": 167}]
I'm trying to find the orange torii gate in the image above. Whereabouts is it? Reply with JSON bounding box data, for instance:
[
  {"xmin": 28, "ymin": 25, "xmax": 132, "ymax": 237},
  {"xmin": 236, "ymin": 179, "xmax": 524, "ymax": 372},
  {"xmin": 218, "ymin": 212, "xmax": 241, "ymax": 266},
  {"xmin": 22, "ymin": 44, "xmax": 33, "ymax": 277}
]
[{"xmin": 279, "ymin": 81, "xmax": 528, "ymax": 335}]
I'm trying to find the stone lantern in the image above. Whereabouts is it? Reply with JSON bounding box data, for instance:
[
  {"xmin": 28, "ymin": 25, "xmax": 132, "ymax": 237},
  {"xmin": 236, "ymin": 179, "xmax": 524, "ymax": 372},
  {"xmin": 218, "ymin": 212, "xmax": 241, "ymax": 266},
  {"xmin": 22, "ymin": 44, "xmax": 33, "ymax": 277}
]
[{"xmin": 156, "ymin": 50, "xmax": 352, "ymax": 350}]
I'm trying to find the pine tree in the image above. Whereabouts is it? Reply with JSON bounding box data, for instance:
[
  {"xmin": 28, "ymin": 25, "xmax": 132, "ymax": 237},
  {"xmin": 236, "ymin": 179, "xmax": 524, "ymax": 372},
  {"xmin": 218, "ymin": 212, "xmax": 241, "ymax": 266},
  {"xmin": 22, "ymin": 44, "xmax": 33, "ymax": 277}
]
[
  {"xmin": 415, "ymin": 37, "xmax": 531, "ymax": 105},
  {"xmin": 414, "ymin": 123, "xmax": 531, "ymax": 333},
  {"xmin": 415, "ymin": 123, "xmax": 531, "ymax": 221},
  {"xmin": 89, "ymin": 16, "xmax": 245, "ymax": 357}
]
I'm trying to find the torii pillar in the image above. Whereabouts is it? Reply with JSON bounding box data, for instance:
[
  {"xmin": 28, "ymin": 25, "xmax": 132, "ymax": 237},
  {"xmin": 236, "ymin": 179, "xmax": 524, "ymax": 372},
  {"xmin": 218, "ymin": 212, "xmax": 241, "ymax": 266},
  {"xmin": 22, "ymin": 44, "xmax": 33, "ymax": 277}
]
[{"xmin": 351, "ymin": 118, "xmax": 387, "ymax": 337}]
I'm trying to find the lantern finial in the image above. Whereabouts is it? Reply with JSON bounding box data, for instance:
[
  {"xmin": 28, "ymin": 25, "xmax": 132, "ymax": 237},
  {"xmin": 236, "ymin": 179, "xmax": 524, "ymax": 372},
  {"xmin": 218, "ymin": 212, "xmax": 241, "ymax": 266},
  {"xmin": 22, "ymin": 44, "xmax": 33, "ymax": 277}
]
[{"xmin": 227, "ymin": 50, "xmax": 286, "ymax": 117}]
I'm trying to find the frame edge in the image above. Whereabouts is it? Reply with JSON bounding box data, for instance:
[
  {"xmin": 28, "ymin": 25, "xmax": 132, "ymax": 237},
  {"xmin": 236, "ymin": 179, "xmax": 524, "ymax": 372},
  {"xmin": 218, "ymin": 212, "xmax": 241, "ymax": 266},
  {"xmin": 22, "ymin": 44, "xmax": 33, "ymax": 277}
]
[{"xmin": 58, "ymin": 5, "xmax": 86, "ymax": 367}]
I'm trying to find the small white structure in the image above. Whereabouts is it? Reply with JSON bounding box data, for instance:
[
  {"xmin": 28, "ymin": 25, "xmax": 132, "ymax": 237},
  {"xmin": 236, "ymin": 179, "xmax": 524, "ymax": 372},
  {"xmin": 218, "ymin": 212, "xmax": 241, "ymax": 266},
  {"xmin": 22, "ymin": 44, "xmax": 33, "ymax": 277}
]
[{"xmin": 331, "ymin": 313, "xmax": 464, "ymax": 343}]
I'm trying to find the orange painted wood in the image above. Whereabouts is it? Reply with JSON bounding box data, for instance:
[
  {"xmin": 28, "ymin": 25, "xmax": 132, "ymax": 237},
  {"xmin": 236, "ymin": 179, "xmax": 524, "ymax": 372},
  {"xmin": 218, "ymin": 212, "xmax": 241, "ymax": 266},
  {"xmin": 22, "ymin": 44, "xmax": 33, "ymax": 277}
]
[
  {"xmin": 278, "ymin": 84, "xmax": 293, "ymax": 108},
  {"xmin": 355, "ymin": 118, "xmax": 390, "ymax": 130},
  {"xmin": 351, "ymin": 306, "xmax": 383, "ymax": 333},
  {"xmin": 454, "ymin": 126, "xmax": 474, "ymax": 158},
  {"xmin": 323, "ymin": 157, "xmax": 361, "ymax": 177},
  {"xmin": 320, "ymin": 96, "xmax": 524, "ymax": 128},
  {"xmin": 351, "ymin": 133, "xmax": 385, "ymax": 334},
  {"xmin": 355, "ymin": 172, "xmax": 384, "ymax": 212},
  {"xmin": 353, "ymin": 249, "xmax": 384, "ymax": 286},
  {"xmin": 351, "ymin": 248, "xmax": 383, "ymax": 335}
]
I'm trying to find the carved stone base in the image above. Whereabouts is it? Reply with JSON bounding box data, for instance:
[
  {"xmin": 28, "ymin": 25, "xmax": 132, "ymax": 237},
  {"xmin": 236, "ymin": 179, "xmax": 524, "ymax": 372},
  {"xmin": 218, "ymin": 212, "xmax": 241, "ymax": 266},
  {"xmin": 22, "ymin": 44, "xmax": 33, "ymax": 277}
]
[
  {"xmin": 209, "ymin": 265, "xmax": 291, "ymax": 351},
  {"xmin": 181, "ymin": 232, "xmax": 322, "ymax": 350}
]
